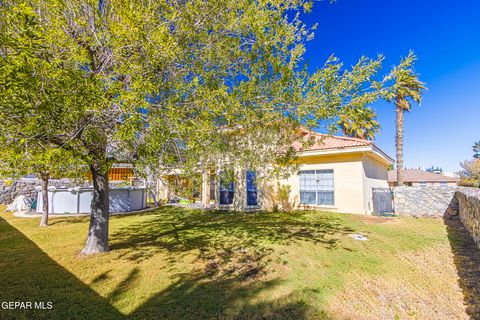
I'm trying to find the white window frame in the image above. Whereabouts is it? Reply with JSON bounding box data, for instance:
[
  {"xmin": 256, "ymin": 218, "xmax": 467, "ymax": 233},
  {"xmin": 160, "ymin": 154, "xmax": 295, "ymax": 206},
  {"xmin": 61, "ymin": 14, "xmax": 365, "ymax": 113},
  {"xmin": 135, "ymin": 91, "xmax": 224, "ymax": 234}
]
[{"xmin": 299, "ymin": 169, "xmax": 334, "ymax": 206}]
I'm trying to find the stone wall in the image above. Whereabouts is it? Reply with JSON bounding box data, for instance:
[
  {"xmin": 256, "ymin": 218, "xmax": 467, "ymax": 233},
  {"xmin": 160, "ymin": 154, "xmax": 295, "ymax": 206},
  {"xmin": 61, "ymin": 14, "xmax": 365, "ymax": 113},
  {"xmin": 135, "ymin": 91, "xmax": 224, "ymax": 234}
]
[
  {"xmin": 393, "ymin": 186, "xmax": 457, "ymax": 217},
  {"xmin": 0, "ymin": 178, "xmax": 145, "ymax": 205},
  {"xmin": 452, "ymin": 187, "xmax": 480, "ymax": 246},
  {"xmin": 0, "ymin": 179, "xmax": 75, "ymax": 205}
]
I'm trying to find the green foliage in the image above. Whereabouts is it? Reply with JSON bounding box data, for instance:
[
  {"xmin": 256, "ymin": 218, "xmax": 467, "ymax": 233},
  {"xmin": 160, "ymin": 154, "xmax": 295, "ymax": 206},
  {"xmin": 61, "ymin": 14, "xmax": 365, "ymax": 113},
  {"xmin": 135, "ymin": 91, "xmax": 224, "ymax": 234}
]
[
  {"xmin": 0, "ymin": 137, "xmax": 86, "ymax": 181},
  {"xmin": 383, "ymin": 51, "xmax": 427, "ymax": 111},
  {"xmin": 0, "ymin": 0, "xmax": 399, "ymax": 250},
  {"xmin": 457, "ymin": 142, "xmax": 480, "ymax": 187},
  {"xmin": 383, "ymin": 51, "xmax": 426, "ymax": 186},
  {"xmin": 276, "ymin": 184, "xmax": 293, "ymax": 211},
  {"xmin": 305, "ymin": 55, "xmax": 385, "ymax": 136},
  {"xmin": 0, "ymin": 0, "xmax": 391, "ymax": 181},
  {"xmin": 458, "ymin": 159, "xmax": 480, "ymax": 188},
  {"xmin": 473, "ymin": 141, "xmax": 480, "ymax": 159},
  {"xmin": 337, "ymin": 106, "xmax": 380, "ymax": 140}
]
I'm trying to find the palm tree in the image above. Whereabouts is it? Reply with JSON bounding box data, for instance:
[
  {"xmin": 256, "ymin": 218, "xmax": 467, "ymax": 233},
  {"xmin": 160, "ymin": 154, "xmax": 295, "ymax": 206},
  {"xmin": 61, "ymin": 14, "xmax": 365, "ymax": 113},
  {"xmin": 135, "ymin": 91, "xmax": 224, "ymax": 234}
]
[
  {"xmin": 474, "ymin": 141, "xmax": 480, "ymax": 159},
  {"xmin": 337, "ymin": 106, "xmax": 380, "ymax": 140},
  {"xmin": 385, "ymin": 51, "xmax": 426, "ymax": 186}
]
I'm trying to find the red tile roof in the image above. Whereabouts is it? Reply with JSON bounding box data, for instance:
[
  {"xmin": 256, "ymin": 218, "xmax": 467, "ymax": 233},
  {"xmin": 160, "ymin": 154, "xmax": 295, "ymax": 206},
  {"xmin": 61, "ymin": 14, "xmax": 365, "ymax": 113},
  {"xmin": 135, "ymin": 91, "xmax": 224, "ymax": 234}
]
[
  {"xmin": 388, "ymin": 169, "xmax": 459, "ymax": 183},
  {"xmin": 292, "ymin": 132, "xmax": 373, "ymax": 152}
]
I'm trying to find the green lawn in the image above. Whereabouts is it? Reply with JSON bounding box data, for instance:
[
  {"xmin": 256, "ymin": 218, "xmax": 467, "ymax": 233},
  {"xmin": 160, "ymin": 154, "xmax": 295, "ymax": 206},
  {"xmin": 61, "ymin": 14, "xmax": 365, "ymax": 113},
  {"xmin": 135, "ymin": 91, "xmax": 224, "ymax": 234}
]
[{"xmin": 0, "ymin": 206, "xmax": 470, "ymax": 319}]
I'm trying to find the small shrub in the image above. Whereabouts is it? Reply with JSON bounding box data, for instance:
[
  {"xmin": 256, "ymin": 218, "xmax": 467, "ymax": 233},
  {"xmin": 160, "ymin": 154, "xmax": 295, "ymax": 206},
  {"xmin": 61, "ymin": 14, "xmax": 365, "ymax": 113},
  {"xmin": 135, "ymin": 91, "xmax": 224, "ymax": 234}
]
[
  {"xmin": 458, "ymin": 159, "xmax": 480, "ymax": 188},
  {"xmin": 277, "ymin": 184, "xmax": 292, "ymax": 211},
  {"xmin": 458, "ymin": 179, "xmax": 480, "ymax": 188}
]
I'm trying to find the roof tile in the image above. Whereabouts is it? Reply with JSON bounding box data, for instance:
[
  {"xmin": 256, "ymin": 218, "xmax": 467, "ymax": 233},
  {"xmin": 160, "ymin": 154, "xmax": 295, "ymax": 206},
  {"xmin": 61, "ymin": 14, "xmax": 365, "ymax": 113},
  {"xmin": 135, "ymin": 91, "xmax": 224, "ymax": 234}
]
[{"xmin": 293, "ymin": 132, "xmax": 373, "ymax": 152}]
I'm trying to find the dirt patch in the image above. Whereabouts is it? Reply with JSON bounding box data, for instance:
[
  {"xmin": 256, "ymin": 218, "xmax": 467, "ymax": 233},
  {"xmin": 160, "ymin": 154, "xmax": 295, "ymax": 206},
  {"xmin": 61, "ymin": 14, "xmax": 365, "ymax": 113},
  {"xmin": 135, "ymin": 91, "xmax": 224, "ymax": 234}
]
[{"xmin": 353, "ymin": 215, "xmax": 396, "ymax": 224}]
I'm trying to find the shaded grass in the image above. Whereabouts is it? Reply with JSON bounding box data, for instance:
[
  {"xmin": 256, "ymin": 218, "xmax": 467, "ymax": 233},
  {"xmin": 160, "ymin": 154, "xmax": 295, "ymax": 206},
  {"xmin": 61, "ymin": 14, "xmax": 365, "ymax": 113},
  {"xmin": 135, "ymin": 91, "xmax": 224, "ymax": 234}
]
[
  {"xmin": 0, "ymin": 206, "xmax": 469, "ymax": 319},
  {"xmin": 444, "ymin": 218, "xmax": 480, "ymax": 319}
]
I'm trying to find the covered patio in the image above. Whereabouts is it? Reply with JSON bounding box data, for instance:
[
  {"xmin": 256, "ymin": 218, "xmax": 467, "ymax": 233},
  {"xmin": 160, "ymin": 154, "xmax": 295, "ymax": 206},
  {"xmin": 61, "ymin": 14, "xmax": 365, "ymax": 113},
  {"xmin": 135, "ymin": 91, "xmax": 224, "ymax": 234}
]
[{"xmin": 156, "ymin": 168, "xmax": 260, "ymax": 211}]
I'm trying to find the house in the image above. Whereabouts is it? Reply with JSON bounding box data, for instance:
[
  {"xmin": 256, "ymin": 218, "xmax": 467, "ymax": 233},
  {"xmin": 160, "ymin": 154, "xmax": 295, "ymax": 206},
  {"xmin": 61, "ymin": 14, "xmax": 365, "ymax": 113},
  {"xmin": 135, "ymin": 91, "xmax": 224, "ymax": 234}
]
[
  {"xmin": 108, "ymin": 163, "xmax": 135, "ymax": 182},
  {"xmin": 157, "ymin": 131, "xmax": 394, "ymax": 215},
  {"xmin": 388, "ymin": 169, "xmax": 459, "ymax": 187},
  {"xmin": 85, "ymin": 163, "xmax": 135, "ymax": 182},
  {"xmin": 277, "ymin": 132, "xmax": 393, "ymax": 214}
]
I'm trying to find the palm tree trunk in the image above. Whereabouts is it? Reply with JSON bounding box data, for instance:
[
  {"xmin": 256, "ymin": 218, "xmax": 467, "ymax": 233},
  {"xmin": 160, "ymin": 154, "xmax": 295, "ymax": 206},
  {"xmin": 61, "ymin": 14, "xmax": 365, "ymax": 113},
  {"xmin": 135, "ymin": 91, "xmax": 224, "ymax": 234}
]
[{"xmin": 396, "ymin": 101, "xmax": 405, "ymax": 186}]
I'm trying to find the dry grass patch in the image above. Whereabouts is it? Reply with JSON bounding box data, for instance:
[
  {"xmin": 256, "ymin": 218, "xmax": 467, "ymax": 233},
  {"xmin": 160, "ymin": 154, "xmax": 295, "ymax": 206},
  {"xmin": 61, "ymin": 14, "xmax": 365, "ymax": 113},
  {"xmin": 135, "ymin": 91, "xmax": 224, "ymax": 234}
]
[{"xmin": 328, "ymin": 246, "xmax": 468, "ymax": 320}]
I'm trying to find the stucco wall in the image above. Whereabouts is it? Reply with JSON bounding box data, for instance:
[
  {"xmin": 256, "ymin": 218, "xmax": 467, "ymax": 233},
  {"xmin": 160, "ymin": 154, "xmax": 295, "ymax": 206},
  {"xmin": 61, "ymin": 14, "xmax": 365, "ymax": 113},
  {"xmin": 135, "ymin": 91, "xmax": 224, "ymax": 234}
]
[
  {"xmin": 362, "ymin": 155, "xmax": 390, "ymax": 214},
  {"xmin": 278, "ymin": 153, "xmax": 366, "ymax": 214},
  {"xmin": 393, "ymin": 186, "xmax": 457, "ymax": 217}
]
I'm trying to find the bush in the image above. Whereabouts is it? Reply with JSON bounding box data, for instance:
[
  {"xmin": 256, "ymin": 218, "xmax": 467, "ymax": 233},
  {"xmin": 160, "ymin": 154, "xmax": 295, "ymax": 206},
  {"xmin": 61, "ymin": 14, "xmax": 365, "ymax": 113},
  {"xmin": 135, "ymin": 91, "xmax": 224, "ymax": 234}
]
[
  {"xmin": 277, "ymin": 184, "xmax": 292, "ymax": 211},
  {"xmin": 459, "ymin": 159, "xmax": 480, "ymax": 188},
  {"xmin": 458, "ymin": 179, "xmax": 480, "ymax": 188}
]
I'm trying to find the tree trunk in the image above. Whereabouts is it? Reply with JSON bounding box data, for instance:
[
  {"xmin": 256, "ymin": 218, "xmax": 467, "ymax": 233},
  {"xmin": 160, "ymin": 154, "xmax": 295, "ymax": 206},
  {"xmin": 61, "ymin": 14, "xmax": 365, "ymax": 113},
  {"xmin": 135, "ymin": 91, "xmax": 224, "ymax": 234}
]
[
  {"xmin": 39, "ymin": 173, "xmax": 50, "ymax": 227},
  {"xmin": 81, "ymin": 163, "xmax": 110, "ymax": 254},
  {"xmin": 396, "ymin": 102, "xmax": 404, "ymax": 186}
]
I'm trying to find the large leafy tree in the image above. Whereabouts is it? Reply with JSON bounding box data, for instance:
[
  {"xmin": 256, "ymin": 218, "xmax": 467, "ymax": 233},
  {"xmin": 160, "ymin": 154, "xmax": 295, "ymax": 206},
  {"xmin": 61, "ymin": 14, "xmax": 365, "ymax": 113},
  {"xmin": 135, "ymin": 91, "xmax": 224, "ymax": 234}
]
[
  {"xmin": 0, "ymin": 0, "xmax": 387, "ymax": 254},
  {"xmin": 384, "ymin": 51, "xmax": 426, "ymax": 186},
  {"xmin": 317, "ymin": 55, "xmax": 384, "ymax": 141},
  {"xmin": 0, "ymin": 141, "xmax": 85, "ymax": 227}
]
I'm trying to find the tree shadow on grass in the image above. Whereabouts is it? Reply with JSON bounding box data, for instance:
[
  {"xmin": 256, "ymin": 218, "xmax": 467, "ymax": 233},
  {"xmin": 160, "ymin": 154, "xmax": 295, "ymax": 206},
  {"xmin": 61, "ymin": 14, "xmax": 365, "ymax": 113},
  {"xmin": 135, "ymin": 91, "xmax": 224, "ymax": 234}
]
[
  {"xmin": 127, "ymin": 275, "xmax": 319, "ymax": 320},
  {"xmin": 444, "ymin": 217, "xmax": 480, "ymax": 319},
  {"xmin": 109, "ymin": 206, "xmax": 354, "ymax": 263},
  {"xmin": 48, "ymin": 217, "xmax": 89, "ymax": 226},
  {"xmin": 0, "ymin": 216, "xmax": 122, "ymax": 320},
  {"xmin": 109, "ymin": 207, "xmax": 349, "ymax": 319},
  {"xmin": 1, "ymin": 210, "xmax": 339, "ymax": 320}
]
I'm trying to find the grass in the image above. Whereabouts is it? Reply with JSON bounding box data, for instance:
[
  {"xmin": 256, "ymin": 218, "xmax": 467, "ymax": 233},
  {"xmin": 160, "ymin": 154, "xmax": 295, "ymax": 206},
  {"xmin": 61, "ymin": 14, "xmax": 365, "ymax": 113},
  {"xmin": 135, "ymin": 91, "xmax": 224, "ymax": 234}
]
[{"xmin": 0, "ymin": 206, "xmax": 471, "ymax": 319}]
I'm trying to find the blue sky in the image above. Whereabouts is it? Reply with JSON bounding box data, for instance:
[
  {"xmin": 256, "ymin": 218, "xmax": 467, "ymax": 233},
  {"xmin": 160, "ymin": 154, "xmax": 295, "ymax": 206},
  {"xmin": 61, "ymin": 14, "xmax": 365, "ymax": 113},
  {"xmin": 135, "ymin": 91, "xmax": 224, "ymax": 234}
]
[{"xmin": 301, "ymin": 0, "xmax": 480, "ymax": 172}]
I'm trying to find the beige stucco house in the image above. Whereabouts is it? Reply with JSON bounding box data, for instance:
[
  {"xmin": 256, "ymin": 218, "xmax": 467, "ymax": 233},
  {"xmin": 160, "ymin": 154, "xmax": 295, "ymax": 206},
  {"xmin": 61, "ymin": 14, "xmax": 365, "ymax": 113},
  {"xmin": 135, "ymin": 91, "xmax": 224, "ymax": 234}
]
[
  {"xmin": 271, "ymin": 132, "xmax": 393, "ymax": 214},
  {"xmin": 157, "ymin": 130, "xmax": 393, "ymax": 215}
]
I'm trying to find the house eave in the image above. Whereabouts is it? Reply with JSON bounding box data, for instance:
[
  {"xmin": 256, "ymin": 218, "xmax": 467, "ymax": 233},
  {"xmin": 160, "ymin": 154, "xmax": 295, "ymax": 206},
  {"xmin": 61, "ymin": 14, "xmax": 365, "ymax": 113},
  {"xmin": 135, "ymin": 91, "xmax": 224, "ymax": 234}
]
[{"xmin": 298, "ymin": 145, "xmax": 394, "ymax": 166}]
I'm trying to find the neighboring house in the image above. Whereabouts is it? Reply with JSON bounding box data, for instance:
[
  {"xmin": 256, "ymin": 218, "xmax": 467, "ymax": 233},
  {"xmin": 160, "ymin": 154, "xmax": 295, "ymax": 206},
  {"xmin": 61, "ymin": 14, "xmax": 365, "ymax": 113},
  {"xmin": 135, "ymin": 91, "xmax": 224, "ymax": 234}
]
[
  {"xmin": 158, "ymin": 130, "xmax": 394, "ymax": 215},
  {"xmin": 387, "ymin": 169, "xmax": 459, "ymax": 187},
  {"xmin": 85, "ymin": 163, "xmax": 135, "ymax": 182},
  {"xmin": 109, "ymin": 163, "xmax": 135, "ymax": 182}
]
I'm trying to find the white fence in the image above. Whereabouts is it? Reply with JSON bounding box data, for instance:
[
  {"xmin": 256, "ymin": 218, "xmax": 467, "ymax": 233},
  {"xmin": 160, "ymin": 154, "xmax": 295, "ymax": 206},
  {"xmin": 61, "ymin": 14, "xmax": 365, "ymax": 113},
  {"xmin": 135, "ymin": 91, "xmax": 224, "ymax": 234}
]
[{"xmin": 36, "ymin": 186, "xmax": 147, "ymax": 214}]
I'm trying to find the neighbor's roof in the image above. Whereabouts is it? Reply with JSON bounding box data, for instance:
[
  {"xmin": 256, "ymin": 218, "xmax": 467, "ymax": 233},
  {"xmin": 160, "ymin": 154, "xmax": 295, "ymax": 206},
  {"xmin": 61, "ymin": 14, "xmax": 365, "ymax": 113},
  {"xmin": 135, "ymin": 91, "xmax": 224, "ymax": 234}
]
[
  {"xmin": 388, "ymin": 169, "xmax": 459, "ymax": 183},
  {"xmin": 292, "ymin": 132, "xmax": 373, "ymax": 152}
]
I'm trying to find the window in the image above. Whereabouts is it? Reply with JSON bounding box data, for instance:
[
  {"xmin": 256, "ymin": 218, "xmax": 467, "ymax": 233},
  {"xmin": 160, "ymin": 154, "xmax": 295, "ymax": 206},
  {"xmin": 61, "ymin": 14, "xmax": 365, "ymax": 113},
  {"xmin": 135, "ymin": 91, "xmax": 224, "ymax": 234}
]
[
  {"xmin": 419, "ymin": 182, "xmax": 427, "ymax": 188},
  {"xmin": 219, "ymin": 172, "xmax": 234, "ymax": 205},
  {"xmin": 299, "ymin": 169, "xmax": 334, "ymax": 206},
  {"xmin": 440, "ymin": 182, "xmax": 448, "ymax": 187},
  {"xmin": 246, "ymin": 171, "xmax": 257, "ymax": 206}
]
